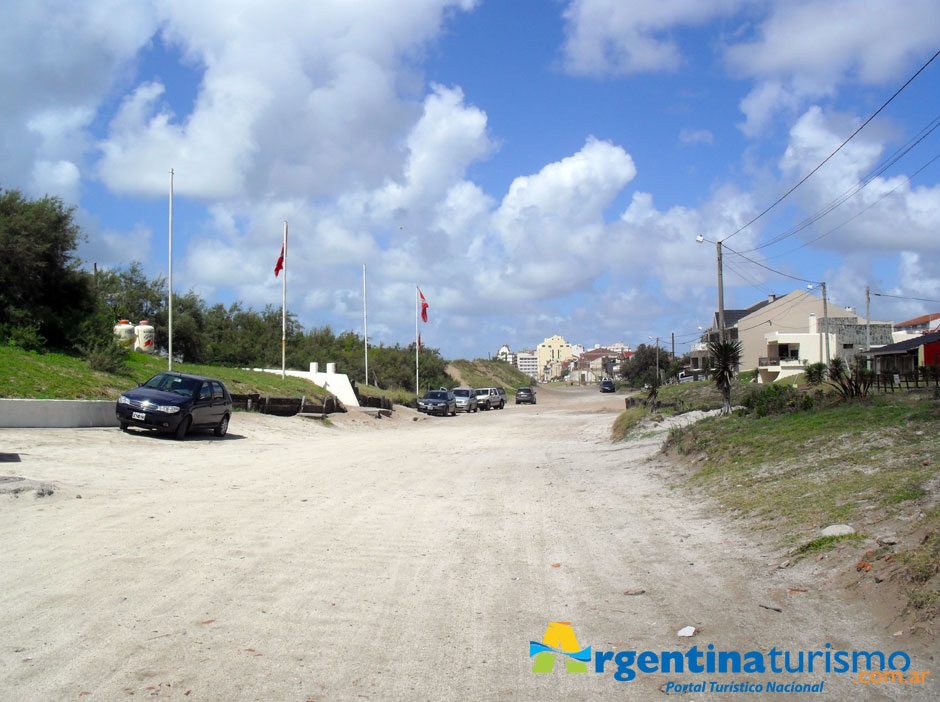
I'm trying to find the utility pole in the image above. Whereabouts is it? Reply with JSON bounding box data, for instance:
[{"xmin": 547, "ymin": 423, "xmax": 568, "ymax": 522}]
[
  {"xmin": 822, "ymin": 281, "xmax": 830, "ymax": 364},
  {"xmin": 717, "ymin": 241, "xmax": 726, "ymax": 343},
  {"xmin": 865, "ymin": 284, "xmax": 871, "ymax": 368},
  {"xmin": 168, "ymin": 168, "xmax": 174, "ymax": 371},
  {"xmin": 363, "ymin": 263, "xmax": 368, "ymax": 385}
]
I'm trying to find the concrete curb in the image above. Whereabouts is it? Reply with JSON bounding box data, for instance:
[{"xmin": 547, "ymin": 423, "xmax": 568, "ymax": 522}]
[{"xmin": 0, "ymin": 399, "xmax": 119, "ymax": 428}]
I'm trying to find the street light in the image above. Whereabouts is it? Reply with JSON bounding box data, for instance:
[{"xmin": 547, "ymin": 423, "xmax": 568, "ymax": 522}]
[{"xmin": 696, "ymin": 235, "xmax": 725, "ymax": 342}]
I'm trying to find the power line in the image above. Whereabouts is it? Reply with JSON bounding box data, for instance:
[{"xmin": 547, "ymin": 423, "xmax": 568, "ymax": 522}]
[
  {"xmin": 721, "ymin": 48, "xmax": 940, "ymax": 244},
  {"xmin": 744, "ymin": 116, "xmax": 940, "ymax": 254},
  {"xmin": 872, "ymin": 292, "xmax": 940, "ymax": 304},
  {"xmin": 763, "ymin": 149, "xmax": 940, "ymax": 260},
  {"xmin": 723, "ymin": 243, "xmax": 819, "ymax": 285}
]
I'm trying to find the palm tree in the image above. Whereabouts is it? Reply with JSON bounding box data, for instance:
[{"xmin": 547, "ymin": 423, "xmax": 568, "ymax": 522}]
[{"xmin": 708, "ymin": 340, "xmax": 742, "ymax": 415}]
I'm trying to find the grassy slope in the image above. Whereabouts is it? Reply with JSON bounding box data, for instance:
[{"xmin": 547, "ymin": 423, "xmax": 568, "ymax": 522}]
[
  {"xmin": 0, "ymin": 346, "xmax": 331, "ymax": 400},
  {"xmin": 447, "ymin": 358, "xmax": 532, "ymax": 391},
  {"xmin": 663, "ymin": 391, "xmax": 940, "ymax": 618}
]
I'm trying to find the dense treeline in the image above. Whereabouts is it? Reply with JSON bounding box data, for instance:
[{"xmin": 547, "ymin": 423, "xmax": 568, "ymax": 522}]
[{"xmin": 0, "ymin": 188, "xmax": 449, "ymax": 391}]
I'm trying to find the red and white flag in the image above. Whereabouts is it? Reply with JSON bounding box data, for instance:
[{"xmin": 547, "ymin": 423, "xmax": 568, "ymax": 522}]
[
  {"xmin": 274, "ymin": 243, "xmax": 285, "ymax": 277},
  {"xmin": 419, "ymin": 288, "xmax": 428, "ymax": 323}
]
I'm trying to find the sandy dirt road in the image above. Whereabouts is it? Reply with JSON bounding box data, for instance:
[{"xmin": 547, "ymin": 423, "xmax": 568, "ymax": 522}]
[{"xmin": 0, "ymin": 386, "xmax": 935, "ymax": 701}]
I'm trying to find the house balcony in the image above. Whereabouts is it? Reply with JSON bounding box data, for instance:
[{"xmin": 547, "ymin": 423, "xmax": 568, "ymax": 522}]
[{"xmin": 758, "ymin": 356, "xmax": 804, "ymax": 368}]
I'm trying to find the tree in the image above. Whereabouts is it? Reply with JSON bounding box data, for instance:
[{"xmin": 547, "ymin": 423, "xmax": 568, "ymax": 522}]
[
  {"xmin": 620, "ymin": 343, "xmax": 668, "ymax": 388},
  {"xmin": 708, "ymin": 339, "xmax": 742, "ymax": 415},
  {"xmin": 0, "ymin": 188, "xmax": 95, "ymax": 349}
]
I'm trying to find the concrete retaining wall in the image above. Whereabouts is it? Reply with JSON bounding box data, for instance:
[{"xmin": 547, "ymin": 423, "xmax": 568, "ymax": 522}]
[{"xmin": 0, "ymin": 399, "xmax": 119, "ymax": 428}]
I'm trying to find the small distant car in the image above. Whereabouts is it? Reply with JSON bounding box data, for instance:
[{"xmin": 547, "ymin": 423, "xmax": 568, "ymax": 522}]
[
  {"xmin": 452, "ymin": 387, "xmax": 479, "ymax": 413},
  {"xmin": 599, "ymin": 379, "xmax": 616, "ymax": 393},
  {"xmin": 116, "ymin": 372, "xmax": 232, "ymax": 439},
  {"xmin": 418, "ymin": 390, "xmax": 457, "ymax": 416},
  {"xmin": 677, "ymin": 372, "xmax": 696, "ymax": 383},
  {"xmin": 476, "ymin": 387, "xmax": 506, "ymax": 410},
  {"xmin": 515, "ymin": 387, "xmax": 536, "ymax": 404}
]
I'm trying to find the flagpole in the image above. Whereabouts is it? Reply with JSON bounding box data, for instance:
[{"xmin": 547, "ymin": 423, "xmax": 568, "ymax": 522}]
[
  {"xmin": 363, "ymin": 263, "xmax": 369, "ymax": 386},
  {"xmin": 168, "ymin": 168, "xmax": 174, "ymax": 371},
  {"xmin": 281, "ymin": 220, "xmax": 287, "ymax": 379},
  {"xmin": 415, "ymin": 285, "xmax": 419, "ymax": 397}
]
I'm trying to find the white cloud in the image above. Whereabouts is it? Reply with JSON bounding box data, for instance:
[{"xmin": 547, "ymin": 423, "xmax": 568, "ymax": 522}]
[
  {"xmin": 678, "ymin": 128, "xmax": 714, "ymax": 146},
  {"xmin": 561, "ymin": 0, "xmax": 747, "ymax": 75},
  {"xmin": 728, "ymin": 0, "xmax": 940, "ymax": 135},
  {"xmin": 0, "ymin": 1, "xmax": 156, "ymax": 197},
  {"xmin": 94, "ymin": 0, "xmax": 480, "ymax": 200},
  {"xmin": 774, "ymin": 106, "xmax": 940, "ymax": 253}
]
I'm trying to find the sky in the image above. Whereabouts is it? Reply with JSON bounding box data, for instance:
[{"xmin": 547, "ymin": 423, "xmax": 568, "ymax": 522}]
[{"xmin": 2, "ymin": 0, "xmax": 939, "ymax": 360}]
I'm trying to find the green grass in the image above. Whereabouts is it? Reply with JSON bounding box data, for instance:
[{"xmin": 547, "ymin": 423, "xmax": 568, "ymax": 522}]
[
  {"xmin": 663, "ymin": 390, "xmax": 940, "ymax": 618},
  {"xmin": 610, "ymin": 407, "xmax": 647, "ymax": 441},
  {"xmin": 793, "ymin": 533, "xmax": 865, "ymax": 557},
  {"xmin": 447, "ymin": 358, "xmax": 532, "ymax": 391},
  {"xmin": 656, "ymin": 379, "xmax": 748, "ymax": 414},
  {"xmin": 0, "ymin": 346, "xmax": 332, "ymax": 400}
]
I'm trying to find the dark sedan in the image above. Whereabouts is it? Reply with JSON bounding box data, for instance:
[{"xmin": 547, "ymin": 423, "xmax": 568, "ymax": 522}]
[
  {"xmin": 515, "ymin": 387, "xmax": 536, "ymax": 404},
  {"xmin": 599, "ymin": 379, "xmax": 616, "ymax": 393},
  {"xmin": 417, "ymin": 390, "xmax": 457, "ymax": 416},
  {"xmin": 116, "ymin": 372, "xmax": 232, "ymax": 439}
]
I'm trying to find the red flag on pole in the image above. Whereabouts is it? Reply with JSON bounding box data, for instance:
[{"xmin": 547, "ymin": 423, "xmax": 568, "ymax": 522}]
[
  {"xmin": 419, "ymin": 288, "xmax": 428, "ymax": 323},
  {"xmin": 274, "ymin": 243, "xmax": 285, "ymax": 277}
]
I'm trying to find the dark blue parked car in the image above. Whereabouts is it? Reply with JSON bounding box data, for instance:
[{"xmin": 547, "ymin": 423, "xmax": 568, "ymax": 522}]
[{"xmin": 116, "ymin": 372, "xmax": 232, "ymax": 439}]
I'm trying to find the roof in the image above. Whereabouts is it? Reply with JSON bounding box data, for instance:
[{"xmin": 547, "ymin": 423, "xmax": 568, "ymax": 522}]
[
  {"xmin": 865, "ymin": 329, "xmax": 940, "ymax": 356},
  {"xmin": 895, "ymin": 312, "xmax": 940, "ymax": 328},
  {"xmin": 712, "ymin": 298, "xmax": 773, "ymax": 328}
]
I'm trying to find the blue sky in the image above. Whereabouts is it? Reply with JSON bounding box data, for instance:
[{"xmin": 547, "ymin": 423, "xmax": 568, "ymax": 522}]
[{"xmin": 2, "ymin": 0, "xmax": 939, "ymax": 360}]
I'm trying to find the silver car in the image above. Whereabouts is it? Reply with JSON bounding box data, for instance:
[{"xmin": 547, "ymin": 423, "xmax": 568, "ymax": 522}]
[{"xmin": 452, "ymin": 387, "xmax": 479, "ymax": 413}]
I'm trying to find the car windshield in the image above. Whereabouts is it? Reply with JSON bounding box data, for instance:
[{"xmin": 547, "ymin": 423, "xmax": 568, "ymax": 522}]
[
  {"xmin": 474, "ymin": 390, "xmax": 488, "ymax": 396},
  {"xmin": 453, "ymin": 389, "xmax": 470, "ymax": 397},
  {"xmin": 425, "ymin": 391, "xmax": 447, "ymax": 400},
  {"xmin": 143, "ymin": 373, "xmax": 198, "ymax": 397}
]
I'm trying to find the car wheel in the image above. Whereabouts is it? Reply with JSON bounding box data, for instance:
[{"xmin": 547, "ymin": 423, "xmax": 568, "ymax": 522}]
[
  {"xmin": 174, "ymin": 415, "xmax": 191, "ymax": 441},
  {"xmin": 119, "ymin": 421, "xmax": 128, "ymax": 432},
  {"xmin": 499, "ymin": 400, "xmax": 505, "ymax": 409},
  {"xmin": 214, "ymin": 413, "xmax": 229, "ymax": 437}
]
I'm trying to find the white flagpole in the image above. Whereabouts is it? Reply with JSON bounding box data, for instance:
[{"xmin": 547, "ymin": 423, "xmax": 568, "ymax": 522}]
[
  {"xmin": 281, "ymin": 220, "xmax": 288, "ymax": 379},
  {"xmin": 363, "ymin": 264, "xmax": 369, "ymax": 385},
  {"xmin": 415, "ymin": 285, "xmax": 420, "ymax": 396},
  {"xmin": 168, "ymin": 168, "xmax": 174, "ymax": 371}
]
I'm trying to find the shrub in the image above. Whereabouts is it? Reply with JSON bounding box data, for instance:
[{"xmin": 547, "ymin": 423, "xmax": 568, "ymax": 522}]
[
  {"xmin": 79, "ymin": 338, "xmax": 129, "ymax": 373},
  {"xmin": 2, "ymin": 323, "xmax": 47, "ymax": 351},
  {"xmin": 742, "ymin": 383, "xmax": 814, "ymax": 417}
]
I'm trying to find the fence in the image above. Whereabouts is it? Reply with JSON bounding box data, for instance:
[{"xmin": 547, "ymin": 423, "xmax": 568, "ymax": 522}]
[
  {"xmin": 230, "ymin": 393, "xmax": 347, "ymax": 416},
  {"xmin": 874, "ymin": 371, "xmax": 940, "ymax": 392}
]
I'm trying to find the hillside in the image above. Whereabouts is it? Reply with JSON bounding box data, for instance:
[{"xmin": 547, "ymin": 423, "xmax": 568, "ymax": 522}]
[
  {"xmin": 0, "ymin": 346, "xmax": 331, "ymax": 400},
  {"xmin": 446, "ymin": 359, "xmax": 532, "ymax": 390}
]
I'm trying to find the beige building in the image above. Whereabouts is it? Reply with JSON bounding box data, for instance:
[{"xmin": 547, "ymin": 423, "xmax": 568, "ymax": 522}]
[
  {"xmin": 732, "ymin": 289, "xmax": 892, "ymax": 382},
  {"xmin": 536, "ymin": 335, "xmax": 574, "ymax": 376}
]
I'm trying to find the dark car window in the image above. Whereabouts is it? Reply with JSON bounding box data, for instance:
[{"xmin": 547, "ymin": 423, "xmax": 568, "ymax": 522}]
[
  {"xmin": 198, "ymin": 383, "xmax": 211, "ymax": 400},
  {"xmin": 211, "ymin": 382, "xmax": 225, "ymax": 400},
  {"xmin": 144, "ymin": 373, "xmax": 197, "ymax": 397},
  {"xmin": 426, "ymin": 391, "xmax": 447, "ymax": 400},
  {"xmin": 453, "ymin": 389, "xmax": 470, "ymax": 397}
]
